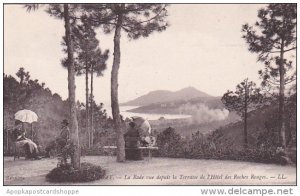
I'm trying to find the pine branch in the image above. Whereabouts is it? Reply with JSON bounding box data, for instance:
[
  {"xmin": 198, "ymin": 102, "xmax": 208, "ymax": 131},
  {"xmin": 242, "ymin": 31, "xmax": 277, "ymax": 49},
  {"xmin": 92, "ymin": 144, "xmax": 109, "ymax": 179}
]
[
  {"xmin": 123, "ymin": 5, "xmax": 167, "ymax": 27},
  {"xmin": 269, "ymin": 47, "xmax": 297, "ymax": 54}
]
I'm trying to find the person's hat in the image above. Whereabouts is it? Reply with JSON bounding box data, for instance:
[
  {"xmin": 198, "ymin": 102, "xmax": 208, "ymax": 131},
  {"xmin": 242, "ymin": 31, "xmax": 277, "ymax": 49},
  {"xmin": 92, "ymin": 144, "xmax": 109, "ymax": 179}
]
[
  {"xmin": 129, "ymin": 121, "xmax": 136, "ymax": 128},
  {"xmin": 61, "ymin": 119, "xmax": 69, "ymax": 125}
]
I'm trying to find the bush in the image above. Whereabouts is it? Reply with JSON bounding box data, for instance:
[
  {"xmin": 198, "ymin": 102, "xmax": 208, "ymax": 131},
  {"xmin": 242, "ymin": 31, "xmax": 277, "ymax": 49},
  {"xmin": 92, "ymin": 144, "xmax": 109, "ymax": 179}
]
[
  {"xmin": 156, "ymin": 127, "xmax": 185, "ymax": 158},
  {"xmin": 46, "ymin": 162, "xmax": 106, "ymax": 182},
  {"xmin": 155, "ymin": 127, "xmax": 294, "ymax": 165}
]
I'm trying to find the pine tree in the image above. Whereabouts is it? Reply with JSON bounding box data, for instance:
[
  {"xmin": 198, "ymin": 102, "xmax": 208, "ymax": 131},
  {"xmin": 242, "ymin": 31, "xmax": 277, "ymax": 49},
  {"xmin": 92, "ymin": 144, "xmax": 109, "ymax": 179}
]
[
  {"xmin": 222, "ymin": 79, "xmax": 263, "ymax": 148},
  {"xmin": 242, "ymin": 4, "xmax": 296, "ymax": 148},
  {"xmin": 89, "ymin": 48, "xmax": 109, "ymax": 147},
  {"xmin": 69, "ymin": 21, "xmax": 109, "ymax": 148},
  {"xmin": 16, "ymin": 67, "xmax": 30, "ymax": 85},
  {"xmin": 84, "ymin": 4, "xmax": 169, "ymax": 162},
  {"xmin": 25, "ymin": 4, "xmax": 81, "ymax": 169}
]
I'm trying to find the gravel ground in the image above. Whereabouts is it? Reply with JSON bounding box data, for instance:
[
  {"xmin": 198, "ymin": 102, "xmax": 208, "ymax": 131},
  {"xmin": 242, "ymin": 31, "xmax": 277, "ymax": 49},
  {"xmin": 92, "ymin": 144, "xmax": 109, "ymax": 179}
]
[{"xmin": 4, "ymin": 156, "xmax": 296, "ymax": 185}]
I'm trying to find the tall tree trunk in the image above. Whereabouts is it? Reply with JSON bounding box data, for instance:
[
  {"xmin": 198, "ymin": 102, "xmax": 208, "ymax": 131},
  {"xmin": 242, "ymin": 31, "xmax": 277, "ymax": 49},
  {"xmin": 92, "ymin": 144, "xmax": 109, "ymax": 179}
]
[
  {"xmin": 286, "ymin": 113, "xmax": 292, "ymax": 146},
  {"xmin": 279, "ymin": 39, "xmax": 286, "ymax": 148},
  {"xmin": 20, "ymin": 76, "xmax": 24, "ymax": 85},
  {"xmin": 85, "ymin": 64, "xmax": 90, "ymax": 148},
  {"xmin": 243, "ymin": 80, "xmax": 248, "ymax": 148},
  {"xmin": 64, "ymin": 4, "xmax": 80, "ymax": 169},
  {"xmin": 90, "ymin": 64, "xmax": 94, "ymax": 147},
  {"xmin": 111, "ymin": 4, "xmax": 125, "ymax": 162}
]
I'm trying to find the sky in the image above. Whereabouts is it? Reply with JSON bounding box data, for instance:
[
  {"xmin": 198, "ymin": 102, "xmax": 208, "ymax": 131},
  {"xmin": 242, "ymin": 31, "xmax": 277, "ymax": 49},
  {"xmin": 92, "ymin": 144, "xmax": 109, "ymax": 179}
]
[{"xmin": 4, "ymin": 4, "xmax": 266, "ymax": 105}]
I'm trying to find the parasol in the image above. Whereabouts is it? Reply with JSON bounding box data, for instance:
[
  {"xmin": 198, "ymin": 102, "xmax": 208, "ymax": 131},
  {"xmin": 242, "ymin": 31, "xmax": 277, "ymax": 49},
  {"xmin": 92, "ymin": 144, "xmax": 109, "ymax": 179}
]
[
  {"xmin": 131, "ymin": 116, "xmax": 157, "ymax": 146},
  {"xmin": 14, "ymin": 109, "xmax": 38, "ymax": 124},
  {"xmin": 14, "ymin": 109, "xmax": 38, "ymax": 141},
  {"xmin": 131, "ymin": 116, "xmax": 151, "ymax": 136}
]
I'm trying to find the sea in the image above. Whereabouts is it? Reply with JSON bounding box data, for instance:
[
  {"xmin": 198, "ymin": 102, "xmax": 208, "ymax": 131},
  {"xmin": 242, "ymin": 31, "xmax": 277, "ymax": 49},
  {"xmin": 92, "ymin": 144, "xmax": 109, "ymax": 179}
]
[{"xmin": 103, "ymin": 105, "xmax": 191, "ymax": 121}]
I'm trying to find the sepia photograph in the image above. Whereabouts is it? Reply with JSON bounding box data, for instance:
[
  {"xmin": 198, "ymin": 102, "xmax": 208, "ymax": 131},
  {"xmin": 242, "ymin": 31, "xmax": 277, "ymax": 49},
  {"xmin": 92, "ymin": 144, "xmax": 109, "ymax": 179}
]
[{"xmin": 3, "ymin": 3, "xmax": 297, "ymax": 186}]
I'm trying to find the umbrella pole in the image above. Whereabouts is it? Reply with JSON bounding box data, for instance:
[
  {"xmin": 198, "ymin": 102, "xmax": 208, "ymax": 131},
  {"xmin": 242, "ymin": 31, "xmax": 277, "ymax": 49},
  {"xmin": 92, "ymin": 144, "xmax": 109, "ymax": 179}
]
[
  {"xmin": 22, "ymin": 122, "xmax": 26, "ymax": 136},
  {"xmin": 31, "ymin": 123, "xmax": 34, "ymax": 142}
]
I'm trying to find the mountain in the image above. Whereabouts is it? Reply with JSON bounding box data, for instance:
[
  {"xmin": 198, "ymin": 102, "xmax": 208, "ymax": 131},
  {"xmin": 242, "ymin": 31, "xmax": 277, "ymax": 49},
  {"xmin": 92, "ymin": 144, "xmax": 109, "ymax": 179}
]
[
  {"xmin": 122, "ymin": 87, "xmax": 212, "ymax": 106},
  {"xmin": 127, "ymin": 96, "xmax": 225, "ymax": 115}
]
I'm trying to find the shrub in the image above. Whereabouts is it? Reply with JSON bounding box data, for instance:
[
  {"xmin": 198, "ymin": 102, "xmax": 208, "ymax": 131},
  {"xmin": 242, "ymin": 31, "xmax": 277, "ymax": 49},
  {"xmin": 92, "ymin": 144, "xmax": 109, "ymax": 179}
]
[
  {"xmin": 156, "ymin": 127, "xmax": 185, "ymax": 158},
  {"xmin": 46, "ymin": 162, "xmax": 106, "ymax": 182},
  {"xmin": 155, "ymin": 127, "xmax": 294, "ymax": 165}
]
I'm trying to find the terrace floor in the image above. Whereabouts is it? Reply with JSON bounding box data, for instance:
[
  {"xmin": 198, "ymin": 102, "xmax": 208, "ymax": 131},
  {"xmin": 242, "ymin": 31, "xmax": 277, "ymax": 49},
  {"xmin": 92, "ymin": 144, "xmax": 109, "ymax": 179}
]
[{"xmin": 4, "ymin": 156, "xmax": 296, "ymax": 185}]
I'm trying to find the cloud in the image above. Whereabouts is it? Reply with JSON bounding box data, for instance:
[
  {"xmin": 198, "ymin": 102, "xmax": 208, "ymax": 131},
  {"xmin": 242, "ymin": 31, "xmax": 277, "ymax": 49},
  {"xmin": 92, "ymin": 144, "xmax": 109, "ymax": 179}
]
[{"xmin": 178, "ymin": 103, "xmax": 229, "ymax": 124}]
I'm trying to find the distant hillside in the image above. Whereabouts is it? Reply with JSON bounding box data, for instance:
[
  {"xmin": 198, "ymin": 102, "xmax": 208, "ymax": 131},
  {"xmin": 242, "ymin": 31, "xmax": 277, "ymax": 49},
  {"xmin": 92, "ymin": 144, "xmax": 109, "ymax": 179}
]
[
  {"xmin": 122, "ymin": 87, "xmax": 212, "ymax": 106},
  {"xmin": 3, "ymin": 72, "xmax": 110, "ymax": 154},
  {"xmin": 3, "ymin": 74, "xmax": 69, "ymax": 148},
  {"xmin": 127, "ymin": 95, "xmax": 238, "ymax": 125},
  {"xmin": 128, "ymin": 96, "xmax": 224, "ymax": 114},
  {"xmin": 210, "ymin": 94, "xmax": 296, "ymax": 150}
]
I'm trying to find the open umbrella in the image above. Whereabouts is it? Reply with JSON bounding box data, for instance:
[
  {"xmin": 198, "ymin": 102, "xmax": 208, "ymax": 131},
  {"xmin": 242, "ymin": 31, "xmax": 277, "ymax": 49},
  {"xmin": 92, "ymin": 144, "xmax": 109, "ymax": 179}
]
[
  {"xmin": 131, "ymin": 116, "xmax": 151, "ymax": 135},
  {"xmin": 15, "ymin": 109, "xmax": 38, "ymax": 124},
  {"xmin": 14, "ymin": 109, "xmax": 38, "ymax": 141},
  {"xmin": 131, "ymin": 116, "xmax": 156, "ymax": 146}
]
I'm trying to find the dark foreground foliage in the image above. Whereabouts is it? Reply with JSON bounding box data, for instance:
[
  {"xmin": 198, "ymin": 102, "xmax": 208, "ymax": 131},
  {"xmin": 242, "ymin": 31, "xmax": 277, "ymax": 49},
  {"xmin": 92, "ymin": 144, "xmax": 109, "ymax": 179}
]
[
  {"xmin": 154, "ymin": 126, "xmax": 295, "ymax": 165},
  {"xmin": 46, "ymin": 162, "xmax": 106, "ymax": 182}
]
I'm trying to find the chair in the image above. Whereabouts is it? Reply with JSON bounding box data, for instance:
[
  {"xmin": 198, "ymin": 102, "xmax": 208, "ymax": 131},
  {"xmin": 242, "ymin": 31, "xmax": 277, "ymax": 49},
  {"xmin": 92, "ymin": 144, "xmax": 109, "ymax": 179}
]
[{"xmin": 13, "ymin": 139, "xmax": 26, "ymax": 161}]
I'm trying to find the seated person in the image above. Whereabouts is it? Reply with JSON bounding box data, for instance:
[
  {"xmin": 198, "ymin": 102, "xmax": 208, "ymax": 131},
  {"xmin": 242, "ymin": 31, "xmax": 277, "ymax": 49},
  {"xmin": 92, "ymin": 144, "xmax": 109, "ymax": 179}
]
[
  {"xmin": 13, "ymin": 120, "xmax": 41, "ymax": 160},
  {"xmin": 140, "ymin": 136, "xmax": 156, "ymax": 147},
  {"xmin": 135, "ymin": 120, "xmax": 155, "ymax": 147},
  {"xmin": 124, "ymin": 122, "xmax": 143, "ymax": 160}
]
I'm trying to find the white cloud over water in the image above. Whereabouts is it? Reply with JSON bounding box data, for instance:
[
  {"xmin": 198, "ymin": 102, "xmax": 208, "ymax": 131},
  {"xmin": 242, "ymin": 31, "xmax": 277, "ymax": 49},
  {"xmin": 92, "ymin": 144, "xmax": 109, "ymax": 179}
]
[{"xmin": 179, "ymin": 103, "xmax": 229, "ymax": 124}]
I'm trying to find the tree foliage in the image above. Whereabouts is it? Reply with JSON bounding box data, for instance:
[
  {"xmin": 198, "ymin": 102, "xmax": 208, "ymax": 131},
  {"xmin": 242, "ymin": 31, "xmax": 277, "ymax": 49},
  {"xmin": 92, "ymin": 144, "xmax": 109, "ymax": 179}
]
[
  {"xmin": 16, "ymin": 67, "xmax": 31, "ymax": 85},
  {"xmin": 242, "ymin": 4, "xmax": 296, "ymax": 93},
  {"xmin": 61, "ymin": 20, "xmax": 109, "ymax": 76},
  {"xmin": 222, "ymin": 79, "xmax": 263, "ymax": 117},
  {"xmin": 77, "ymin": 3, "xmax": 169, "ymax": 162},
  {"xmin": 60, "ymin": 19, "xmax": 109, "ymax": 148},
  {"xmin": 222, "ymin": 79, "xmax": 263, "ymax": 146},
  {"xmin": 81, "ymin": 4, "xmax": 169, "ymax": 39},
  {"xmin": 242, "ymin": 3, "xmax": 296, "ymax": 148}
]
